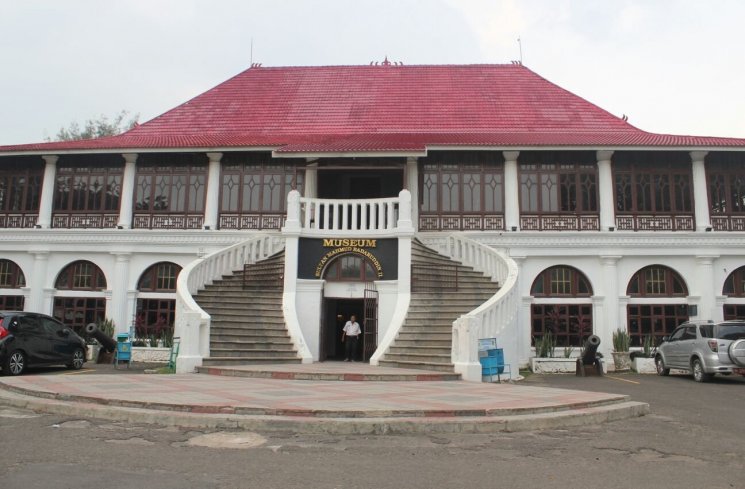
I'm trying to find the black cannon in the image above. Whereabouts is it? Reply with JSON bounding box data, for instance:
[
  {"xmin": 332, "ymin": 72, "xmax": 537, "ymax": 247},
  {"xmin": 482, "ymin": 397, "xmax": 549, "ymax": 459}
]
[
  {"xmin": 84, "ymin": 322, "xmax": 117, "ymax": 353},
  {"xmin": 576, "ymin": 334, "xmax": 604, "ymax": 377}
]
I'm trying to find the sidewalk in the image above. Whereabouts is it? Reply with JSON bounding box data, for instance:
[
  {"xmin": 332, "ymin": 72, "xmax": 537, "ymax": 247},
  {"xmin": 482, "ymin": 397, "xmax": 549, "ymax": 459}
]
[{"xmin": 0, "ymin": 363, "xmax": 649, "ymax": 434}]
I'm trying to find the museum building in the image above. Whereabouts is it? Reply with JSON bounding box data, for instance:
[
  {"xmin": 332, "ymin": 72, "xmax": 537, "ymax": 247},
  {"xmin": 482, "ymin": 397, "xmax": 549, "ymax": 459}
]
[{"xmin": 2, "ymin": 62, "xmax": 745, "ymax": 380}]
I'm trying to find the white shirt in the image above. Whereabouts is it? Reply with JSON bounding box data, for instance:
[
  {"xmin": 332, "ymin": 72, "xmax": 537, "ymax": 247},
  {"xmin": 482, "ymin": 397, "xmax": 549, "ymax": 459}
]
[{"xmin": 343, "ymin": 321, "xmax": 361, "ymax": 336}]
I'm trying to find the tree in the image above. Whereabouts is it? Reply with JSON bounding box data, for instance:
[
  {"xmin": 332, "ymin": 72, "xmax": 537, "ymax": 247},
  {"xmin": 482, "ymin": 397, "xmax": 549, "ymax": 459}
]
[{"xmin": 51, "ymin": 110, "xmax": 139, "ymax": 141}]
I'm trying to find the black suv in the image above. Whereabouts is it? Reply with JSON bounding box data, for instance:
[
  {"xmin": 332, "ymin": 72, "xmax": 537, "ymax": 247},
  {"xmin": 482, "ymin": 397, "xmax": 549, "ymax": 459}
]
[{"xmin": 0, "ymin": 311, "xmax": 87, "ymax": 376}]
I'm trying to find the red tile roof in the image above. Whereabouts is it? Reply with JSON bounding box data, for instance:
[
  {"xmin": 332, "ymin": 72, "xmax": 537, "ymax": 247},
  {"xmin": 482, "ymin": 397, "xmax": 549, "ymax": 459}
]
[{"xmin": 3, "ymin": 64, "xmax": 744, "ymax": 154}]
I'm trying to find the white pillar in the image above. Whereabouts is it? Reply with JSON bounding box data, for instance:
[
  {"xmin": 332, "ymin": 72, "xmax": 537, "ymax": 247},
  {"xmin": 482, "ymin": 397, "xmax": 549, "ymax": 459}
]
[
  {"xmin": 110, "ymin": 252, "xmax": 132, "ymax": 334},
  {"xmin": 503, "ymin": 151, "xmax": 520, "ymax": 231},
  {"xmin": 203, "ymin": 152, "xmax": 223, "ymax": 230},
  {"xmin": 36, "ymin": 156, "xmax": 58, "ymax": 228},
  {"xmin": 695, "ymin": 255, "xmax": 718, "ymax": 319},
  {"xmin": 117, "ymin": 153, "xmax": 138, "ymax": 229},
  {"xmin": 405, "ymin": 156, "xmax": 419, "ymax": 229},
  {"xmin": 600, "ymin": 255, "xmax": 621, "ymax": 358},
  {"xmin": 597, "ymin": 150, "xmax": 615, "ymax": 231},
  {"xmin": 28, "ymin": 251, "xmax": 49, "ymax": 312},
  {"xmin": 304, "ymin": 159, "xmax": 318, "ymax": 198},
  {"xmin": 691, "ymin": 151, "xmax": 711, "ymax": 232}
]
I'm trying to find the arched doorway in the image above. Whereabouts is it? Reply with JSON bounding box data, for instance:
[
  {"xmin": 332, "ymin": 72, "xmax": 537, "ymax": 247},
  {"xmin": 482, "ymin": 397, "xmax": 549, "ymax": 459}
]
[
  {"xmin": 320, "ymin": 253, "xmax": 378, "ymax": 362},
  {"xmin": 530, "ymin": 266, "xmax": 594, "ymax": 350},
  {"xmin": 53, "ymin": 260, "xmax": 107, "ymax": 334},
  {"xmin": 626, "ymin": 265, "xmax": 688, "ymax": 346},
  {"xmin": 722, "ymin": 266, "xmax": 745, "ymax": 319},
  {"xmin": 135, "ymin": 262, "xmax": 181, "ymax": 345},
  {"xmin": 0, "ymin": 259, "xmax": 26, "ymax": 310}
]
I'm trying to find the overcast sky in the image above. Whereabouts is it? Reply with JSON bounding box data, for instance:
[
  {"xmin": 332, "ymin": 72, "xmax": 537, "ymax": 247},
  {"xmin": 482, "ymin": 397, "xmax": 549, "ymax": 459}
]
[{"xmin": 1, "ymin": 0, "xmax": 743, "ymax": 145}]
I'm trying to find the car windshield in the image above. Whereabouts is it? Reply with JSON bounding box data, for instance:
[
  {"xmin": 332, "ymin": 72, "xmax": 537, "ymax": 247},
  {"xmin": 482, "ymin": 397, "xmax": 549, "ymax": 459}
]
[{"xmin": 715, "ymin": 323, "xmax": 745, "ymax": 340}]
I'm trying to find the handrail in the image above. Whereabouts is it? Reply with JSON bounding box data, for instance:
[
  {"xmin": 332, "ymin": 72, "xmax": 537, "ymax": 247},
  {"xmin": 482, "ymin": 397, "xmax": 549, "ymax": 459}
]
[
  {"xmin": 429, "ymin": 234, "xmax": 519, "ymax": 381},
  {"xmin": 174, "ymin": 234, "xmax": 284, "ymax": 373},
  {"xmin": 294, "ymin": 194, "xmax": 406, "ymax": 236}
]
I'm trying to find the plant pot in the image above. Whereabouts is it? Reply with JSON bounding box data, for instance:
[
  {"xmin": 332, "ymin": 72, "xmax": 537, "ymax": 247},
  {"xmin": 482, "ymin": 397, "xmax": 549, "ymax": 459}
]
[
  {"xmin": 632, "ymin": 356, "xmax": 656, "ymax": 374},
  {"xmin": 86, "ymin": 344, "xmax": 101, "ymax": 362},
  {"xmin": 611, "ymin": 351, "xmax": 632, "ymax": 371}
]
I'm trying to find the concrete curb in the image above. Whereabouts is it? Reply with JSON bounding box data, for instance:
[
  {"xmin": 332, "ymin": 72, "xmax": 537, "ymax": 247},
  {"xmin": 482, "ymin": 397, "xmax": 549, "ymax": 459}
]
[
  {"xmin": 0, "ymin": 388, "xmax": 649, "ymax": 434},
  {"xmin": 195, "ymin": 366, "xmax": 462, "ymax": 382}
]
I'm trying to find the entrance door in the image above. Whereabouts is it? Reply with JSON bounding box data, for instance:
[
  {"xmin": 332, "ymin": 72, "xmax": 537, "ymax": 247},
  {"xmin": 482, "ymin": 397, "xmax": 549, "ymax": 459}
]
[
  {"xmin": 363, "ymin": 284, "xmax": 378, "ymax": 362},
  {"xmin": 321, "ymin": 299, "xmax": 364, "ymax": 361}
]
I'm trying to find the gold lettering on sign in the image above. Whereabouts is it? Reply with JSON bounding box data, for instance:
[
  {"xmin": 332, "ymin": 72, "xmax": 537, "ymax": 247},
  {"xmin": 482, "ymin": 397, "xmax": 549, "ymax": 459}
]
[
  {"xmin": 322, "ymin": 239, "xmax": 377, "ymax": 248},
  {"xmin": 314, "ymin": 246, "xmax": 384, "ymax": 279}
]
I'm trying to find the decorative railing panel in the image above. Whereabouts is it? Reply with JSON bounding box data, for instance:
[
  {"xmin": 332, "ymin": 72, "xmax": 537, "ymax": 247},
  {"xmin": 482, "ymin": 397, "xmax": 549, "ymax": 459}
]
[
  {"xmin": 52, "ymin": 213, "xmax": 118, "ymax": 229},
  {"xmin": 711, "ymin": 216, "xmax": 745, "ymax": 231},
  {"xmin": 520, "ymin": 214, "xmax": 599, "ymax": 231},
  {"xmin": 133, "ymin": 214, "xmax": 204, "ymax": 230},
  {"xmin": 616, "ymin": 215, "xmax": 695, "ymax": 231},
  {"xmin": 0, "ymin": 213, "xmax": 38, "ymax": 228},
  {"xmin": 419, "ymin": 214, "xmax": 504, "ymax": 231},
  {"xmin": 219, "ymin": 214, "xmax": 285, "ymax": 230}
]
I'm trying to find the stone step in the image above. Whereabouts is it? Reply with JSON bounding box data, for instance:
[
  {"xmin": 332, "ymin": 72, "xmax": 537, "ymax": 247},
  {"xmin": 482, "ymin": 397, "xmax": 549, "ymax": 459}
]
[
  {"xmin": 210, "ymin": 332, "xmax": 291, "ymax": 341},
  {"xmin": 393, "ymin": 338, "xmax": 452, "ymax": 348},
  {"xmin": 209, "ymin": 324, "xmax": 288, "ymax": 333},
  {"xmin": 202, "ymin": 357, "xmax": 302, "ymax": 366},
  {"xmin": 395, "ymin": 332, "xmax": 452, "ymax": 341},
  {"xmin": 377, "ymin": 359, "xmax": 455, "ymax": 372},
  {"xmin": 210, "ymin": 341, "xmax": 295, "ymax": 351},
  {"xmin": 208, "ymin": 349, "xmax": 298, "ymax": 358},
  {"xmin": 388, "ymin": 345, "xmax": 452, "ymax": 355},
  {"xmin": 383, "ymin": 352, "xmax": 453, "ymax": 364}
]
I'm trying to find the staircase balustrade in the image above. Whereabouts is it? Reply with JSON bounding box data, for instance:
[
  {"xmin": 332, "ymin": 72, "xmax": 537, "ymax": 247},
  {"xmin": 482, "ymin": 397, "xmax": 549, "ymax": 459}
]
[
  {"xmin": 174, "ymin": 234, "xmax": 284, "ymax": 373},
  {"xmin": 435, "ymin": 234, "xmax": 519, "ymax": 382}
]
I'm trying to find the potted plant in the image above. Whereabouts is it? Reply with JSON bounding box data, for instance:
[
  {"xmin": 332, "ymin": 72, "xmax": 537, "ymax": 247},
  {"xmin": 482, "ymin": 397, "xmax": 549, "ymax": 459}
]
[{"xmin": 612, "ymin": 328, "xmax": 631, "ymax": 371}]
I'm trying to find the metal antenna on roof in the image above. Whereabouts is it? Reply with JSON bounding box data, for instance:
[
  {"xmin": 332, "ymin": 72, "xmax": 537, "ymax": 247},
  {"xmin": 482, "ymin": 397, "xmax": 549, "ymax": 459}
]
[{"xmin": 517, "ymin": 37, "xmax": 523, "ymax": 65}]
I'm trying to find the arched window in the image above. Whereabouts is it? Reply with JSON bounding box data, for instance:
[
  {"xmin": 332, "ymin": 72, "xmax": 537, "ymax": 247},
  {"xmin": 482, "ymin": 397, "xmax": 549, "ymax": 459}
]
[
  {"xmin": 0, "ymin": 259, "xmax": 25, "ymax": 288},
  {"xmin": 530, "ymin": 266, "xmax": 593, "ymax": 348},
  {"xmin": 323, "ymin": 254, "xmax": 377, "ymax": 282},
  {"xmin": 137, "ymin": 262, "xmax": 182, "ymax": 292},
  {"xmin": 55, "ymin": 260, "xmax": 107, "ymax": 290},
  {"xmin": 626, "ymin": 265, "xmax": 688, "ymax": 346},
  {"xmin": 530, "ymin": 266, "xmax": 592, "ymax": 297},
  {"xmin": 626, "ymin": 265, "xmax": 687, "ymax": 297},
  {"xmin": 722, "ymin": 266, "xmax": 745, "ymax": 319}
]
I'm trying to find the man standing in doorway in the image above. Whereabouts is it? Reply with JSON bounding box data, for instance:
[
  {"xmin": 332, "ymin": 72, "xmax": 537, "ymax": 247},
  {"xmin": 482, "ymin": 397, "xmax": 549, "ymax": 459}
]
[{"xmin": 342, "ymin": 315, "xmax": 361, "ymax": 361}]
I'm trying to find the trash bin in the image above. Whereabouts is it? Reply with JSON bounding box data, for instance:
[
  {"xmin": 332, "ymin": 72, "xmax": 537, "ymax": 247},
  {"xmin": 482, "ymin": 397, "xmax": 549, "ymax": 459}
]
[
  {"xmin": 115, "ymin": 333, "xmax": 131, "ymax": 368},
  {"xmin": 478, "ymin": 337, "xmax": 510, "ymax": 382}
]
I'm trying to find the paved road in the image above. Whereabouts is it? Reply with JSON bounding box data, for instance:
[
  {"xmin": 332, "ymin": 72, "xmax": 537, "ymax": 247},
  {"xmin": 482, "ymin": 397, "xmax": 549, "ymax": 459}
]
[{"xmin": 1, "ymin": 371, "xmax": 743, "ymax": 489}]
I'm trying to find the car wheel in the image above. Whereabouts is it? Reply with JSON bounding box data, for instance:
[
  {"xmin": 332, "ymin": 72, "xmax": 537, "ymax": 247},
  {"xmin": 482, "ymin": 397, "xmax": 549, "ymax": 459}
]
[
  {"xmin": 692, "ymin": 358, "xmax": 713, "ymax": 383},
  {"xmin": 2, "ymin": 350, "xmax": 26, "ymax": 376},
  {"xmin": 655, "ymin": 356, "xmax": 670, "ymax": 376},
  {"xmin": 66, "ymin": 348, "xmax": 85, "ymax": 370},
  {"xmin": 729, "ymin": 339, "xmax": 745, "ymax": 367}
]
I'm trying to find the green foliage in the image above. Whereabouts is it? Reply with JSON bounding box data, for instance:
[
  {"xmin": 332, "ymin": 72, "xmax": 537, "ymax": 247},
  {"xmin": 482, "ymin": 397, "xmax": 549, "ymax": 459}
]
[
  {"xmin": 534, "ymin": 332, "xmax": 555, "ymax": 358},
  {"xmin": 563, "ymin": 346, "xmax": 574, "ymax": 358},
  {"xmin": 642, "ymin": 335, "xmax": 654, "ymax": 357},
  {"xmin": 50, "ymin": 110, "xmax": 139, "ymax": 141},
  {"xmin": 96, "ymin": 318, "xmax": 115, "ymax": 338},
  {"xmin": 612, "ymin": 329, "xmax": 631, "ymax": 352}
]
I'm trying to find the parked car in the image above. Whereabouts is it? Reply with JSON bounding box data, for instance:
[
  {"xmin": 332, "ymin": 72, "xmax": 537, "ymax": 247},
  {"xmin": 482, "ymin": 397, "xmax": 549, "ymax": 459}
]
[
  {"xmin": 0, "ymin": 311, "xmax": 87, "ymax": 376},
  {"xmin": 656, "ymin": 320, "xmax": 745, "ymax": 382}
]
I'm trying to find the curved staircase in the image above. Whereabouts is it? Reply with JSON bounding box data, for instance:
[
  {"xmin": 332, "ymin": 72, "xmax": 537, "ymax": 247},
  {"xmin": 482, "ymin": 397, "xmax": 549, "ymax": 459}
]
[
  {"xmin": 378, "ymin": 240, "xmax": 498, "ymax": 372},
  {"xmin": 194, "ymin": 251, "xmax": 301, "ymax": 367}
]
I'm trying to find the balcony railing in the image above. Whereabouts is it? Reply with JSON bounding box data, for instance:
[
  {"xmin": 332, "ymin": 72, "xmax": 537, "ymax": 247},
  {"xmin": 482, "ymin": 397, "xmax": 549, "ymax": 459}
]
[{"xmin": 616, "ymin": 214, "xmax": 695, "ymax": 231}]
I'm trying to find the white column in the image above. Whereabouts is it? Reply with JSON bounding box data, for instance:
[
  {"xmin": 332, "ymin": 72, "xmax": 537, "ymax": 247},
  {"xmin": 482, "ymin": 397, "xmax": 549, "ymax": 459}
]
[
  {"xmin": 126, "ymin": 290, "xmax": 138, "ymax": 337},
  {"xmin": 405, "ymin": 156, "xmax": 419, "ymax": 229},
  {"xmin": 28, "ymin": 251, "xmax": 49, "ymax": 312},
  {"xmin": 695, "ymin": 255, "xmax": 718, "ymax": 319},
  {"xmin": 304, "ymin": 159, "xmax": 318, "ymax": 198},
  {"xmin": 599, "ymin": 255, "xmax": 621, "ymax": 358},
  {"xmin": 36, "ymin": 156, "xmax": 58, "ymax": 228},
  {"xmin": 117, "ymin": 153, "xmax": 138, "ymax": 229},
  {"xmin": 110, "ymin": 252, "xmax": 132, "ymax": 334},
  {"xmin": 503, "ymin": 151, "xmax": 520, "ymax": 231},
  {"xmin": 203, "ymin": 152, "xmax": 223, "ymax": 230},
  {"xmin": 690, "ymin": 151, "xmax": 711, "ymax": 231},
  {"xmin": 597, "ymin": 150, "xmax": 615, "ymax": 231}
]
